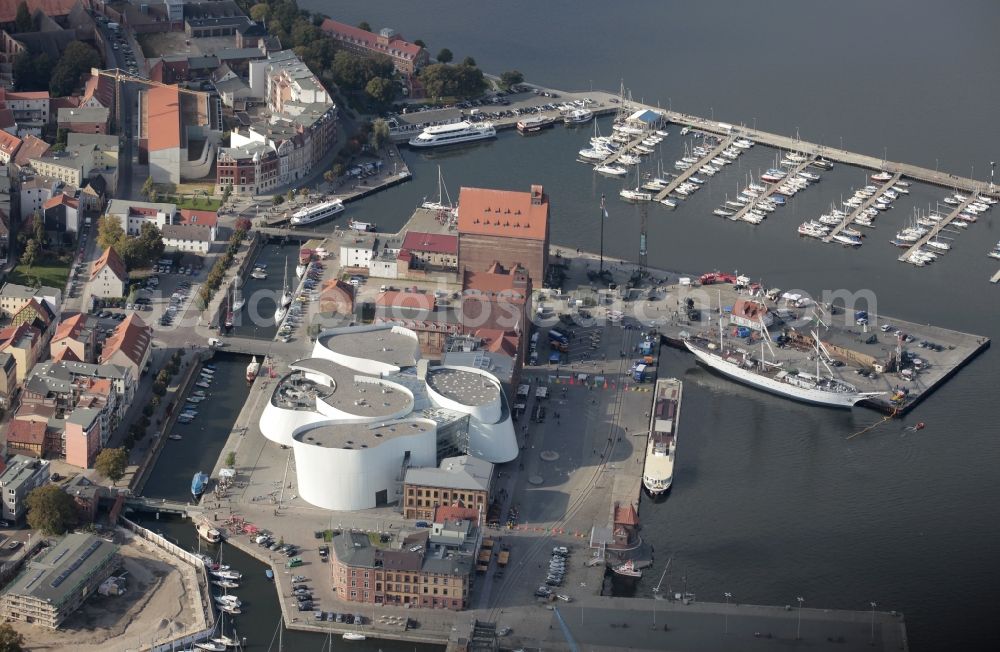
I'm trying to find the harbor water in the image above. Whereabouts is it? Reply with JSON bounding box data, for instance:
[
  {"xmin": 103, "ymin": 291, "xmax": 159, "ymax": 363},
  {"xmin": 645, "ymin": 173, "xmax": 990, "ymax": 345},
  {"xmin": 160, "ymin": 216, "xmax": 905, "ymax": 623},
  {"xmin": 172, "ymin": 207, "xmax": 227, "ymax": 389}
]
[{"xmin": 143, "ymin": 1, "xmax": 999, "ymax": 648}]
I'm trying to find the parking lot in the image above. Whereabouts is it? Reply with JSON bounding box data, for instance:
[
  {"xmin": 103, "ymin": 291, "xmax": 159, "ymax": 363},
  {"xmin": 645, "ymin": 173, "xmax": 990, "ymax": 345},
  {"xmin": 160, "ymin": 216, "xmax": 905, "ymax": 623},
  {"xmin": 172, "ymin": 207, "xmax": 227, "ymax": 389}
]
[{"xmin": 388, "ymin": 87, "xmax": 605, "ymax": 134}]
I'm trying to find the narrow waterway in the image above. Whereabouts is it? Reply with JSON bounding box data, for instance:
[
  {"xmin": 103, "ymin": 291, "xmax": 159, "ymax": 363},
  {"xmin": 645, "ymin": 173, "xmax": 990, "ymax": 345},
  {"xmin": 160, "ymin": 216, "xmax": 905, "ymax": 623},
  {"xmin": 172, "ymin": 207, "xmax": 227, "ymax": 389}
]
[{"xmin": 142, "ymin": 353, "xmax": 252, "ymax": 503}]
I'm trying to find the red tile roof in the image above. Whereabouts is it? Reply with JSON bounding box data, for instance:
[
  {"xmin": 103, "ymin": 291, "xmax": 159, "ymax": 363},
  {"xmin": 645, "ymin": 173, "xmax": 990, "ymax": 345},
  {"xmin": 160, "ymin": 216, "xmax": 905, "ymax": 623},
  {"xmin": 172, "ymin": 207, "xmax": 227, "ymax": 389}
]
[
  {"xmin": 0, "ymin": 130, "xmax": 21, "ymax": 157},
  {"xmin": 401, "ymin": 231, "xmax": 458, "ymax": 255},
  {"xmin": 100, "ymin": 313, "xmax": 151, "ymax": 368},
  {"xmin": 53, "ymin": 313, "xmax": 88, "ymax": 342},
  {"xmin": 319, "ymin": 19, "xmax": 423, "ymax": 60},
  {"xmin": 145, "ymin": 85, "xmax": 182, "ymax": 152},
  {"xmin": 473, "ymin": 328, "xmax": 520, "ymax": 358},
  {"xmin": 0, "ymin": 108, "xmax": 15, "ymax": 130},
  {"xmin": 457, "ymin": 185, "xmax": 548, "ymax": 242},
  {"xmin": 463, "ymin": 263, "xmax": 528, "ymax": 297},
  {"xmin": 375, "ymin": 290, "xmax": 435, "ymax": 311},
  {"xmin": 3, "ymin": 90, "xmax": 50, "ymax": 100},
  {"xmin": 614, "ymin": 503, "xmax": 640, "ymax": 526},
  {"xmin": 0, "ymin": 0, "xmax": 76, "ymax": 24},
  {"xmin": 177, "ymin": 209, "xmax": 218, "ymax": 227},
  {"xmin": 6, "ymin": 420, "xmax": 46, "ymax": 448},
  {"xmin": 43, "ymin": 193, "xmax": 79, "ymax": 210},
  {"xmin": 91, "ymin": 247, "xmax": 127, "ymax": 282},
  {"xmin": 433, "ymin": 505, "xmax": 479, "ymax": 523},
  {"xmin": 13, "ymin": 134, "xmax": 50, "ymax": 167}
]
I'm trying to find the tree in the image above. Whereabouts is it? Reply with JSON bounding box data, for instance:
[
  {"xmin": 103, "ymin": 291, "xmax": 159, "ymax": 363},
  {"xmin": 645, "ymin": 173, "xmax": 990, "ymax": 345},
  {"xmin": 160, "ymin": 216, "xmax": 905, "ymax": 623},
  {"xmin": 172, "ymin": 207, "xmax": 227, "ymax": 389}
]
[
  {"xmin": 500, "ymin": 70, "xmax": 524, "ymax": 90},
  {"xmin": 141, "ymin": 176, "xmax": 155, "ymax": 199},
  {"xmin": 21, "ymin": 239, "xmax": 39, "ymax": 268},
  {"xmin": 95, "ymin": 448, "xmax": 128, "ymax": 485},
  {"xmin": 97, "ymin": 215, "xmax": 126, "ymax": 252},
  {"xmin": 364, "ymin": 76, "xmax": 396, "ymax": 108},
  {"xmin": 13, "ymin": 51, "xmax": 52, "ymax": 92},
  {"xmin": 436, "ymin": 48, "xmax": 453, "ymax": 63},
  {"xmin": 370, "ymin": 118, "xmax": 390, "ymax": 150},
  {"xmin": 272, "ymin": 194, "xmax": 284, "ymax": 205},
  {"xmin": 332, "ymin": 163, "xmax": 345, "ymax": 178},
  {"xmin": 413, "ymin": 39, "xmax": 426, "ymax": 48},
  {"xmin": 49, "ymin": 41, "xmax": 100, "ymax": 97},
  {"xmin": 286, "ymin": 189, "xmax": 295, "ymax": 202},
  {"xmin": 25, "ymin": 484, "xmax": 77, "ymax": 536},
  {"xmin": 290, "ymin": 17, "xmax": 318, "ymax": 48},
  {"xmin": 323, "ymin": 170, "xmax": 334, "ymax": 183},
  {"xmin": 358, "ymin": 21, "xmax": 372, "ymax": 32},
  {"xmin": 32, "ymin": 210, "xmax": 44, "ymax": 244},
  {"xmin": 0, "ymin": 623, "xmax": 25, "ymax": 652},
  {"xmin": 234, "ymin": 217, "xmax": 252, "ymax": 232},
  {"xmin": 418, "ymin": 63, "xmax": 488, "ymax": 100},
  {"xmin": 249, "ymin": 2, "xmax": 270, "ymax": 22},
  {"xmin": 15, "ymin": 1, "xmax": 33, "ymax": 33},
  {"xmin": 224, "ymin": 451, "xmax": 237, "ymax": 468},
  {"xmin": 462, "ymin": 56, "xmax": 477, "ymax": 68}
]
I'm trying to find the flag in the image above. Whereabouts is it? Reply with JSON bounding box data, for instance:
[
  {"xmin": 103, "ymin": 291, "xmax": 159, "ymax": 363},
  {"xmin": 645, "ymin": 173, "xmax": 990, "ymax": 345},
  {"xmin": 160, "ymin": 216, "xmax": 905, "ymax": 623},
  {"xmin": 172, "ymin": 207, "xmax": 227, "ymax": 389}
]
[{"xmin": 601, "ymin": 194, "xmax": 609, "ymax": 219}]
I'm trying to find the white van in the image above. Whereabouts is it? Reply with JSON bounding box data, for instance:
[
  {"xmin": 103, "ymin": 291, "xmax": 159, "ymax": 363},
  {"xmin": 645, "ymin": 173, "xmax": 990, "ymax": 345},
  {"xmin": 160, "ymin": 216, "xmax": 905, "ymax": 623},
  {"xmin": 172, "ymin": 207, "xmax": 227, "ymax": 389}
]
[{"xmin": 208, "ymin": 338, "xmax": 224, "ymax": 348}]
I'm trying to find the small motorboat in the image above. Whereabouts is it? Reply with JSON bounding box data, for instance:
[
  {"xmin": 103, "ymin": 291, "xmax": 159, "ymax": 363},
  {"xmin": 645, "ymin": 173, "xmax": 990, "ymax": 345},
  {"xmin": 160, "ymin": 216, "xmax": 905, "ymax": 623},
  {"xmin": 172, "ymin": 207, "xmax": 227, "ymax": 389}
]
[
  {"xmin": 169, "ymin": 434, "xmax": 183, "ymax": 441},
  {"xmin": 343, "ymin": 633, "xmax": 366, "ymax": 641},
  {"xmin": 265, "ymin": 569, "xmax": 274, "ymax": 581}
]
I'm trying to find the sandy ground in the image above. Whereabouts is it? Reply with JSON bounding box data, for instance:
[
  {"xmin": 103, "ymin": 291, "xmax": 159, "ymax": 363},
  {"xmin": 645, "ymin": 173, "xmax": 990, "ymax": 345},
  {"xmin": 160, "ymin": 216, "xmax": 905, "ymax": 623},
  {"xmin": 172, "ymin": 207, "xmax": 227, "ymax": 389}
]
[{"xmin": 15, "ymin": 531, "xmax": 208, "ymax": 652}]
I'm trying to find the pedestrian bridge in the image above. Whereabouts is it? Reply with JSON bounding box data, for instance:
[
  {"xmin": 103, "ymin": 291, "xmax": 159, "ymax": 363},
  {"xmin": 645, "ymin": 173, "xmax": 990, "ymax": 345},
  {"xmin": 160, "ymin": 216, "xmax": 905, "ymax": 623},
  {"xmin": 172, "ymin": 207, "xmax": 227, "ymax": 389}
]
[{"xmin": 124, "ymin": 496, "xmax": 204, "ymax": 518}]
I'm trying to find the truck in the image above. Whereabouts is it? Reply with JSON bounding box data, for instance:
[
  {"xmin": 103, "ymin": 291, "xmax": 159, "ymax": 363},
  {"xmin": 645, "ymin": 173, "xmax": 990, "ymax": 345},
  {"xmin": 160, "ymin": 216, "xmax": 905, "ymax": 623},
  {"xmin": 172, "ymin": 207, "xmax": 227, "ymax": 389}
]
[
  {"xmin": 497, "ymin": 549, "xmax": 510, "ymax": 567},
  {"xmin": 548, "ymin": 329, "xmax": 569, "ymax": 345},
  {"xmin": 633, "ymin": 363, "xmax": 650, "ymax": 382}
]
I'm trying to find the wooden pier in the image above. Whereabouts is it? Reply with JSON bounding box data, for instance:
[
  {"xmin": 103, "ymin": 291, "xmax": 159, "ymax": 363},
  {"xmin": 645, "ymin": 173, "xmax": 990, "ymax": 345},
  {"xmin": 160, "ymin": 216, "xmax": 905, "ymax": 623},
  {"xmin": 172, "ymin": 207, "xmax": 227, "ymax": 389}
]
[
  {"xmin": 897, "ymin": 197, "xmax": 975, "ymax": 263},
  {"xmin": 991, "ymin": 270, "xmax": 1000, "ymax": 284},
  {"xmin": 728, "ymin": 156, "xmax": 816, "ymax": 223},
  {"xmin": 654, "ymin": 136, "xmax": 734, "ymax": 202},
  {"xmin": 824, "ymin": 173, "xmax": 901, "ymax": 241}
]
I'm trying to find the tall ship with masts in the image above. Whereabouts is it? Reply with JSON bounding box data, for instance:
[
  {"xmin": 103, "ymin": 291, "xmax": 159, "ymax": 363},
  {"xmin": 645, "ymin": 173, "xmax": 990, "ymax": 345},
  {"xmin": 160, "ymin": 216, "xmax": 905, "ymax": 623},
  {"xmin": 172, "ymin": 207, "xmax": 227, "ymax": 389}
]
[{"xmin": 685, "ymin": 306, "xmax": 882, "ymax": 408}]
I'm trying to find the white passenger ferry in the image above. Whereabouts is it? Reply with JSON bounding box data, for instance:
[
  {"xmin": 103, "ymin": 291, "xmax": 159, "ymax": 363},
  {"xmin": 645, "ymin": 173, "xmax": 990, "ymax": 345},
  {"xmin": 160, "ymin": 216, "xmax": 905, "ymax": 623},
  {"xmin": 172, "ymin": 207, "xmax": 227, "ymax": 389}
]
[
  {"xmin": 408, "ymin": 121, "xmax": 496, "ymax": 148},
  {"xmin": 289, "ymin": 199, "xmax": 345, "ymax": 226}
]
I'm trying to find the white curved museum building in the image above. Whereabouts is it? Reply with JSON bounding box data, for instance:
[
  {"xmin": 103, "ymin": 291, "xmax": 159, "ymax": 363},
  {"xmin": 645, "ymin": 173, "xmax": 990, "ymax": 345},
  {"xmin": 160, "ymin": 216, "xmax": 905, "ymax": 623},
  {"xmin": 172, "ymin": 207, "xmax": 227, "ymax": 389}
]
[{"xmin": 258, "ymin": 324, "xmax": 518, "ymax": 511}]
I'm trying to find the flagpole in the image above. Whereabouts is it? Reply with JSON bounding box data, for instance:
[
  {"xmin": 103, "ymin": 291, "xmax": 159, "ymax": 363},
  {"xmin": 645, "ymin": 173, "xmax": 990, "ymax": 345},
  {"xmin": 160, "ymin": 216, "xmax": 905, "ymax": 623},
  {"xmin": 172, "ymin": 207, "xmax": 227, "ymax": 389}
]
[{"xmin": 599, "ymin": 194, "xmax": 606, "ymax": 275}]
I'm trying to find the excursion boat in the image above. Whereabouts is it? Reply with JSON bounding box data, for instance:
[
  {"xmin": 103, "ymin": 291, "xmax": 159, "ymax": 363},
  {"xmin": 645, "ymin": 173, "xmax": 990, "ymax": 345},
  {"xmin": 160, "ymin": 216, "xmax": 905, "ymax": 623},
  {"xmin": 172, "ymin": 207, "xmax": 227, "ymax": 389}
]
[
  {"xmin": 642, "ymin": 379, "xmax": 681, "ymax": 495},
  {"xmin": 563, "ymin": 108, "xmax": 594, "ymax": 124},
  {"xmin": 408, "ymin": 121, "xmax": 496, "ymax": 148},
  {"xmin": 289, "ymin": 200, "xmax": 345, "ymax": 227},
  {"xmin": 192, "ymin": 472, "xmax": 209, "ymax": 500},
  {"xmin": 516, "ymin": 116, "xmax": 556, "ymax": 134},
  {"xmin": 685, "ymin": 330, "xmax": 882, "ymax": 408}
]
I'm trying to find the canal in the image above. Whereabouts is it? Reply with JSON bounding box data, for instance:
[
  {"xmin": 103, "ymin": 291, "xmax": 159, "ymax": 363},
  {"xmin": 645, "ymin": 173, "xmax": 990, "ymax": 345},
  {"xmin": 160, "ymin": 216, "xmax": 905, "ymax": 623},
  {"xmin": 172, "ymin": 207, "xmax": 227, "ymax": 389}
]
[{"xmin": 142, "ymin": 353, "xmax": 253, "ymax": 503}]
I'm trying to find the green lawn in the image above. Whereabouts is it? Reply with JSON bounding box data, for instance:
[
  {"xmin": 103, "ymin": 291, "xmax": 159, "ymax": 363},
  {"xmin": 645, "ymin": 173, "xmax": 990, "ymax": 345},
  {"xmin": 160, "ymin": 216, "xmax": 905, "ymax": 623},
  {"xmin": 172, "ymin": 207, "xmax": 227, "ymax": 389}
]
[{"xmin": 9, "ymin": 261, "xmax": 71, "ymax": 289}]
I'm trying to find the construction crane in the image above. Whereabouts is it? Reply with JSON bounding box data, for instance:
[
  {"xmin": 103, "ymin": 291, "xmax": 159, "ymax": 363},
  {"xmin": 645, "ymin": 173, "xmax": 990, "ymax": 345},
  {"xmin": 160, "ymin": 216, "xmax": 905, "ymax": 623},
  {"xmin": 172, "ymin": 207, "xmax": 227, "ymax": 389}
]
[{"xmin": 91, "ymin": 67, "xmax": 209, "ymax": 134}]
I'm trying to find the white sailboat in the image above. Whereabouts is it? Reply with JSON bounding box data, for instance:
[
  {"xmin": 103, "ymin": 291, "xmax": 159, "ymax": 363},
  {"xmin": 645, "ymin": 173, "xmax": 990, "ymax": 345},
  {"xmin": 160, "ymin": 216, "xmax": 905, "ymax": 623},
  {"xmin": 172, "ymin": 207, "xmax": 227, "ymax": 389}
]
[
  {"xmin": 421, "ymin": 165, "xmax": 457, "ymax": 215},
  {"xmin": 231, "ymin": 279, "xmax": 245, "ymax": 312},
  {"xmin": 280, "ymin": 258, "xmax": 292, "ymax": 308}
]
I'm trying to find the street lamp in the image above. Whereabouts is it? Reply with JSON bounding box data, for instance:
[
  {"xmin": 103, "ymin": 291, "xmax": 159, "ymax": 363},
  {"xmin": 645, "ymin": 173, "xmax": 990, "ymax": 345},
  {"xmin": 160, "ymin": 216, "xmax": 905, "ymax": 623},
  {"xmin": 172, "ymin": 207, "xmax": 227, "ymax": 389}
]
[
  {"xmin": 796, "ymin": 596, "xmax": 805, "ymax": 640},
  {"xmin": 724, "ymin": 592, "xmax": 732, "ymax": 634},
  {"xmin": 870, "ymin": 601, "xmax": 877, "ymax": 645}
]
